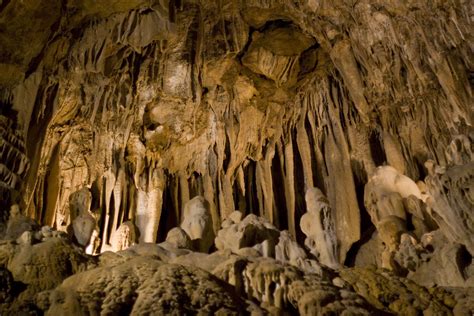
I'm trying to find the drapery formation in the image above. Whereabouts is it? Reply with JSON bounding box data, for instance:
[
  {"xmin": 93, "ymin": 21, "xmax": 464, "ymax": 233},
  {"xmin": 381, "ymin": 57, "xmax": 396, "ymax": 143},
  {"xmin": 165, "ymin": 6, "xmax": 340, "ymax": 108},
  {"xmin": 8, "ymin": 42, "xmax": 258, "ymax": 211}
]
[{"xmin": 0, "ymin": 0, "xmax": 472, "ymax": 265}]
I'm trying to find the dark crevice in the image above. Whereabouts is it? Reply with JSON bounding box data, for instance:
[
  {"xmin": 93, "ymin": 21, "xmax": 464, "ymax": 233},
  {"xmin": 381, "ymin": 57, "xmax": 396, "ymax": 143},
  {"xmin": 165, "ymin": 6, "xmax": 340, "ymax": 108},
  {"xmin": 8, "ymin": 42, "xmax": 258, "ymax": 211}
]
[
  {"xmin": 271, "ymin": 150, "xmax": 288, "ymax": 231},
  {"xmin": 345, "ymin": 160, "xmax": 374, "ymax": 267},
  {"xmin": 90, "ymin": 180, "xmax": 101, "ymax": 211},
  {"xmin": 0, "ymin": 0, "xmax": 12, "ymax": 13},
  {"xmin": 245, "ymin": 161, "xmax": 259, "ymax": 216},
  {"xmin": 128, "ymin": 52, "xmax": 143, "ymax": 98},
  {"xmin": 291, "ymin": 129, "xmax": 306, "ymax": 245},
  {"xmin": 157, "ymin": 174, "xmax": 179, "ymax": 242},
  {"xmin": 97, "ymin": 180, "xmax": 108, "ymax": 245},
  {"xmin": 305, "ymin": 116, "xmax": 323, "ymax": 190},
  {"xmin": 255, "ymin": 19, "xmax": 294, "ymax": 33},
  {"xmin": 223, "ymin": 132, "xmax": 231, "ymax": 172},
  {"xmin": 25, "ymin": 81, "xmax": 58, "ymax": 219},
  {"xmin": 0, "ymin": 99, "xmax": 18, "ymax": 125},
  {"xmin": 369, "ymin": 130, "xmax": 387, "ymax": 167},
  {"xmin": 188, "ymin": 172, "xmax": 203, "ymax": 198},
  {"xmin": 298, "ymin": 43, "xmax": 320, "ymax": 79},
  {"xmin": 457, "ymin": 245, "xmax": 472, "ymax": 279},
  {"xmin": 168, "ymin": 0, "xmax": 177, "ymax": 23},
  {"xmin": 413, "ymin": 153, "xmax": 428, "ymax": 181},
  {"xmin": 236, "ymin": 26, "xmax": 254, "ymax": 60},
  {"xmin": 25, "ymin": 14, "xmax": 62, "ymax": 77},
  {"xmin": 344, "ymin": 226, "xmax": 376, "ymax": 267},
  {"xmin": 233, "ymin": 179, "xmax": 246, "ymax": 213}
]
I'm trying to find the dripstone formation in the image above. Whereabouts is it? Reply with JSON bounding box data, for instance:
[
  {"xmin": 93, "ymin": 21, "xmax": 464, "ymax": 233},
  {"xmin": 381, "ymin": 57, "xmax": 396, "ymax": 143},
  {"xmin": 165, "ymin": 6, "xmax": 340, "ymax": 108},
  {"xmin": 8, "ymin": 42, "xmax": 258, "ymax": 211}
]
[{"xmin": 0, "ymin": 0, "xmax": 472, "ymax": 314}]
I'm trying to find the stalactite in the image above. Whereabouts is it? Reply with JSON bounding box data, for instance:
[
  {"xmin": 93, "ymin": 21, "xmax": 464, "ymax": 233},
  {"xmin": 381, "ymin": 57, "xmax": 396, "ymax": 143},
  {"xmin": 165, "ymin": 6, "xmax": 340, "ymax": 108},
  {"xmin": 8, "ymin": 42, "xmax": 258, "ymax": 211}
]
[
  {"xmin": 281, "ymin": 135, "xmax": 296, "ymax": 238},
  {"xmin": 256, "ymin": 145, "xmax": 276, "ymax": 224},
  {"xmin": 330, "ymin": 39, "xmax": 369, "ymax": 124},
  {"xmin": 1, "ymin": 0, "xmax": 469, "ymax": 274},
  {"xmin": 323, "ymin": 82, "xmax": 361, "ymax": 263},
  {"xmin": 296, "ymin": 115, "xmax": 314, "ymax": 190}
]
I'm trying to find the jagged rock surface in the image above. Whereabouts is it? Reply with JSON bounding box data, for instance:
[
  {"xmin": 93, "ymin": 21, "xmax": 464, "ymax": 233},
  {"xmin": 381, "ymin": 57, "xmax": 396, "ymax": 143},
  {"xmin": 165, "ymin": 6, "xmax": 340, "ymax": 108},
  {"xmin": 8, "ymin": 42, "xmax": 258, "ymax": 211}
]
[
  {"xmin": 0, "ymin": 115, "xmax": 29, "ymax": 228},
  {"xmin": 0, "ymin": 215, "xmax": 468, "ymax": 315}
]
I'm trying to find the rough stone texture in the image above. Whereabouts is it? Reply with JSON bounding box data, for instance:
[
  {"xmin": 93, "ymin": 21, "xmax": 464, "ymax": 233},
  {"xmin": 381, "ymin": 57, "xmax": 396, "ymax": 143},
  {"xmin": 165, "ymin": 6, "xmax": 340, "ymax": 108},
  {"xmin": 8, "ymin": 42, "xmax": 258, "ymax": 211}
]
[
  {"xmin": 395, "ymin": 230, "xmax": 474, "ymax": 288},
  {"xmin": 0, "ymin": 0, "xmax": 473, "ymax": 314},
  {"xmin": 109, "ymin": 221, "xmax": 138, "ymax": 252},
  {"xmin": 165, "ymin": 227, "xmax": 192, "ymax": 250},
  {"xmin": 4, "ymin": 204, "xmax": 39, "ymax": 240},
  {"xmin": 0, "ymin": 115, "xmax": 29, "ymax": 226},
  {"xmin": 215, "ymin": 213, "xmax": 280, "ymax": 256},
  {"xmin": 0, "ymin": 211, "xmax": 472, "ymax": 314},
  {"xmin": 425, "ymin": 135, "xmax": 474, "ymax": 255},
  {"xmin": 46, "ymin": 257, "xmax": 251, "ymax": 315},
  {"xmin": 339, "ymin": 267, "xmax": 456, "ymax": 315}
]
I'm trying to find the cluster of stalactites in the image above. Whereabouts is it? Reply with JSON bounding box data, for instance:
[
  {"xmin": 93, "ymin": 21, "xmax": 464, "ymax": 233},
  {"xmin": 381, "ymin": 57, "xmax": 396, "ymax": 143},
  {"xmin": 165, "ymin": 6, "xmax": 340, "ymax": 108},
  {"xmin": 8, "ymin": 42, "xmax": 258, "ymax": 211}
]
[{"xmin": 0, "ymin": 113, "xmax": 29, "ymax": 222}]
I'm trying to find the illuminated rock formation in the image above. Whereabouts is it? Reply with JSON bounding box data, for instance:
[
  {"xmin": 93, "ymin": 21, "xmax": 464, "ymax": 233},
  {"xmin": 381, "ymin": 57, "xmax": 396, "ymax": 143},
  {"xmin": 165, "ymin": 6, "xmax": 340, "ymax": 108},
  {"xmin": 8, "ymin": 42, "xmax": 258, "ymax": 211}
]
[{"xmin": 0, "ymin": 0, "xmax": 472, "ymax": 314}]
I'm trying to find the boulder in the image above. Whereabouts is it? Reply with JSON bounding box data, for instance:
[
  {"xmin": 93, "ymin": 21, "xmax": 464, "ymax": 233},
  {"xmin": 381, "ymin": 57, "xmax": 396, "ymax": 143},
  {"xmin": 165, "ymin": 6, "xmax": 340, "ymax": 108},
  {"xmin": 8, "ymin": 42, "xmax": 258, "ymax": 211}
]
[
  {"xmin": 165, "ymin": 227, "xmax": 192, "ymax": 249},
  {"xmin": 4, "ymin": 205, "xmax": 39, "ymax": 240},
  {"xmin": 110, "ymin": 221, "xmax": 137, "ymax": 252},
  {"xmin": 215, "ymin": 214, "xmax": 280, "ymax": 255}
]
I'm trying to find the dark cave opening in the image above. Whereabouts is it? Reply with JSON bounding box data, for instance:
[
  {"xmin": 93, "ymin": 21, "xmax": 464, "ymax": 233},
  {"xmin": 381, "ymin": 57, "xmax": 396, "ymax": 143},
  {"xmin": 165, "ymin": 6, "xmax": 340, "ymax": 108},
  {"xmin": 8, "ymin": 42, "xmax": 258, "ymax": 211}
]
[
  {"xmin": 291, "ymin": 129, "xmax": 308, "ymax": 245},
  {"xmin": 157, "ymin": 174, "xmax": 179, "ymax": 242},
  {"xmin": 457, "ymin": 245, "xmax": 473, "ymax": 279},
  {"xmin": 271, "ymin": 148, "xmax": 288, "ymax": 231},
  {"xmin": 245, "ymin": 161, "xmax": 260, "ymax": 216},
  {"xmin": 369, "ymin": 130, "xmax": 387, "ymax": 167}
]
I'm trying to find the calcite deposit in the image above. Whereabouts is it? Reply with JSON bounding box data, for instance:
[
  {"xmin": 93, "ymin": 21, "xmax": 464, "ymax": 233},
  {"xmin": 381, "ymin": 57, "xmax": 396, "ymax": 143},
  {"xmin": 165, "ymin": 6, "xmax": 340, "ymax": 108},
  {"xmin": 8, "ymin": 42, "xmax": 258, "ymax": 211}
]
[{"xmin": 0, "ymin": 0, "xmax": 472, "ymax": 314}]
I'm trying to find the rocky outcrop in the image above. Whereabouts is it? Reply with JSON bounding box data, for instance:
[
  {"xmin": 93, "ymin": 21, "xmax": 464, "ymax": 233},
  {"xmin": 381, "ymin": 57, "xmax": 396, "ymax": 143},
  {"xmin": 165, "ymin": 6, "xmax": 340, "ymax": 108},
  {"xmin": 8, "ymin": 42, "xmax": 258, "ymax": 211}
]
[
  {"xmin": 1, "ymin": 212, "xmax": 470, "ymax": 314},
  {"xmin": 425, "ymin": 135, "xmax": 474, "ymax": 255},
  {"xmin": 215, "ymin": 213, "xmax": 280, "ymax": 256},
  {"xmin": 46, "ymin": 257, "xmax": 253, "ymax": 315}
]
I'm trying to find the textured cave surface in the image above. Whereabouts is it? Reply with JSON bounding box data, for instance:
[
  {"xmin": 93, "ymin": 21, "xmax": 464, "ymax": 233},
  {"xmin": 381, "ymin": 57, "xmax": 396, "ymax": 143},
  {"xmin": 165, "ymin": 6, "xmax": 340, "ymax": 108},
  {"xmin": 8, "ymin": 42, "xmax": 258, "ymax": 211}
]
[{"xmin": 0, "ymin": 0, "xmax": 473, "ymax": 314}]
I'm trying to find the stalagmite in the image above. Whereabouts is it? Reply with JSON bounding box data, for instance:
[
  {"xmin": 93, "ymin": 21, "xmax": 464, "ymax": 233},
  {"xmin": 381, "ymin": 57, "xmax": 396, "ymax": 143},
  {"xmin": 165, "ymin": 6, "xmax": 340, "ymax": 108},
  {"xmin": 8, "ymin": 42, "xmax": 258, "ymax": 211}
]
[
  {"xmin": 181, "ymin": 196, "xmax": 215, "ymax": 253},
  {"xmin": 136, "ymin": 168, "xmax": 164, "ymax": 243},
  {"xmin": 109, "ymin": 221, "xmax": 137, "ymax": 252},
  {"xmin": 165, "ymin": 227, "xmax": 192, "ymax": 249},
  {"xmin": 282, "ymin": 138, "xmax": 296, "ymax": 238},
  {"xmin": 69, "ymin": 188, "xmax": 97, "ymax": 249},
  {"xmin": 301, "ymin": 187, "xmax": 339, "ymax": 269},
  {"xmin": 364, "ymin": 166, "xmax": 430, "ymax": 270},
  {"xmin": 111, "ymin": 167, "xmax": 126, "ymax": 238}
]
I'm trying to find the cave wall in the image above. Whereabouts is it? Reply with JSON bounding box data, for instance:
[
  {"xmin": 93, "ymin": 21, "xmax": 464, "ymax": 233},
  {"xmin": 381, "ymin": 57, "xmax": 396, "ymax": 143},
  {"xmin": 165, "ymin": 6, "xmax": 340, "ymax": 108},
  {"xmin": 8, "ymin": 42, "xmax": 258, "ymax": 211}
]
[{"xmin": 0, "ymin": 0, "xmax": 472, "ymax": 263}]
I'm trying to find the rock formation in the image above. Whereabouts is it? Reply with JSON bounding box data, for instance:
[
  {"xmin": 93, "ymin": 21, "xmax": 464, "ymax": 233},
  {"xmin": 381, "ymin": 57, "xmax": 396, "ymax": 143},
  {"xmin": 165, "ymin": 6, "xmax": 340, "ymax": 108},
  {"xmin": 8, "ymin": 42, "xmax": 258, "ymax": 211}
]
[
  {"xmin": 180, "ymin": 196, "xmax": 215, "ymax": 252},
  {"xmin": 301, "ymin": 187, "xmax": 339, "ymax": 269},
  {"xmin": 0, "ymin": 0, "xmax": 473, "ymax": 314}
]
